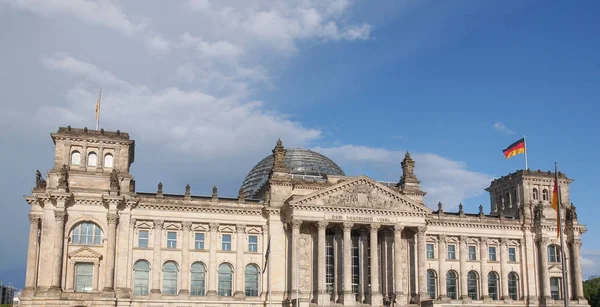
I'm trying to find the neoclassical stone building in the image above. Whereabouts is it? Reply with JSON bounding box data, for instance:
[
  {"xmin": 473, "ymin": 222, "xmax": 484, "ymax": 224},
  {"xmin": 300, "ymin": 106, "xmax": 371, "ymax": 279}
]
[{"xmin": 21, "ymin": 127, "xmax": 589, "ymax": 307}]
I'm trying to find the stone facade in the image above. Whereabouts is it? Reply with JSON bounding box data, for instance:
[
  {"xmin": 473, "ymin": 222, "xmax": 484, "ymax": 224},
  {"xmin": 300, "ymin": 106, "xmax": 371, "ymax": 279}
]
[{"xmin": 20, "ymin": 127, "xmax": 589, "ymax": 307}]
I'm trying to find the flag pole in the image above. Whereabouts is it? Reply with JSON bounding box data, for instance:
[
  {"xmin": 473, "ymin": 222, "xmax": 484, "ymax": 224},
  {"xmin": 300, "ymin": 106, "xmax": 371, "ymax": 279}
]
[
  {"xmin": 95, "ymin": 88, "xmax": 102, "ymax": 130},
  {"xmin": 524, "ymin": 135, "xmax": 529, "ymax": 170},
  {"xmin": 555, "ymin": 162, "xmax": 569, "ymax": 306}
]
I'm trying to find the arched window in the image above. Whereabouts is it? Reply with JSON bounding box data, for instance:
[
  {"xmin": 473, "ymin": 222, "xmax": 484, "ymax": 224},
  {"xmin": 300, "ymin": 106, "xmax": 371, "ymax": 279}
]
[
  {"xmin": 467, "ymin": 271, "xmax": 479, "ymax": 300},
  {"xmin": 218, "ymin": 263, "xmax": 233, "ymax": 296},
  {"xmin": 190, "ymin": 262, "xmax": 206, "ymax": 296},
  {"xmin": 427, "ymin": 269, "xmax": 437, "ymax": 299},
  {"xmin": 245, "ymin": 264, "xmax": 259, "ymax": 297},
  {"xmin": 446, "ymin": 270, "xmax": 458, "ymax": 300},
  {"xmin": 542, "ymin": 189, "xmax": 549, "ymax": 201},
  {"xmin": 71, "ymin": 151, "xmax": 81, "ymax": 165},
  {"xmin": 532, "ymin": 188, "xmax": 539, "ymax": 200},
  {"xmin": 548, "ymin": 245, "xmax": 561, "ymax": 263},
  {"xmin": 133, "ymin": 260, "xmax": 150, "ymax": 295},
  {"xmin": 87, "ymin": 152, "xmax": 97, "ymax": 167},
  {"xmin": 104, "ymin": 154, "xmax": 114, "ymax": 168},
  {"xmin": 508, "ymin": 272, "xmax": 519, "ymax": 300},
  {"xmin": 162, "ymin": 261, "xmax": 178, "ymax": 295},
  {"xmin": 71, "ymin": 222, "xmax": 103, "ymax": 245},
  {"xmin": 488, "ymin": 272, "xmax": 499, "ymax": 300}
]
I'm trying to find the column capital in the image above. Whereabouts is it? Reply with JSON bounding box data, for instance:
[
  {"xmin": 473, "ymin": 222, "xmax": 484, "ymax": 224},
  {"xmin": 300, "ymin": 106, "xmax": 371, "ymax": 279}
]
[
  {"xmin": 130, "ymin": 218, "xmax": 137, "ymax": 227},
  {"xmin": 236, "ymin": 224, "xmax": 246, "ymax": 233},
  {"xmin": 537, "ymin": 237, "xmax": 550, "ymax": 245},
  {"xmin": 500, "ymin": 237, "xmax": 509, "ymax": 246},
  {"xmin": 54, "ymin": 210, "xmax": 67, "ymax": 222},
  {"xmin": 182, "ymin": 221, "xmax": 193, "ymax": 231},
  {"xmin": 570, "ymin": 238, "xmax": 582, "ymax": 247},
  {"xmin": 438, "ymin": 234, "xmax": 447, "ymax": 243},
  {"xmin": 316, "ymin": 221, "xmax": 328, "ymax": 230},
  {"xmin": 460, "ymin": 235, "xmax": 469, "ymax": 244},
  {"xmin": 480, "ymin": 237, "xmax": 488, "ymax": 244},
  {"xmin": 153, "ymin": 219, "xmax": 164, "ymax": 229},
  {"xmin": 393, "ymin": 224, "xmax": 404, "ymax": 234},
  {"xmin": 209, "ymin": 222, "xmax": 219, "ymax": 232},
  {"xmin": 342, "ymin": 222, "xmax": 354, "ymax": 232},
  {"xmin": 369, "ymin": 223, "xmax": 380, "ymax": 232},
  {"xmin": 107, "ymin": 213, "xmax": 119, "ymax": 225},
  {"xmin": 416, "ymin": 226, "xmax": 427, "ymax": 236},
  {"xmin": 28, "ymin": 213, "xmax": 42, "ymax": 224},
  {"xmin": 290, "ymin": 219, "xmax": 302, "ymax": 230}
]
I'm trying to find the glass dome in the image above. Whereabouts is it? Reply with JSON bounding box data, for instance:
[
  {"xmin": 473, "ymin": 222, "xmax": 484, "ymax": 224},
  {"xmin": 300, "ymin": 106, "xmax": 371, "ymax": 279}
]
[{"xmin": 240, "ymin": 148, "xmax": 345, "ymax": 198}]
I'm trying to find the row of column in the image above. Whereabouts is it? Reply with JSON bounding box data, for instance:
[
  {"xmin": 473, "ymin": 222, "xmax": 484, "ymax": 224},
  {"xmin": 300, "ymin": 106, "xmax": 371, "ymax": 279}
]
[{"xmin": 290, "ymin": 220, "xmax": 429, "ymax": 305}]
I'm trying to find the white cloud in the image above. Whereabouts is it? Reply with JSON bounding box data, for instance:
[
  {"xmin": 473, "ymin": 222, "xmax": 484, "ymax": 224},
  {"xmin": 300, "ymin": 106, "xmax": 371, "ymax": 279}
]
[
  {"xmin": 314, "ymin": 145, "xmax": 493, "ymax": 209},
  {"xmin": 493, "ymin": 122, "xmax": 515, "ymax": 134},
  {"xmin": 180, "ymin": 33, "xmax": 243, "ymax": 59},
  {"xmin": 0, "ymin": 0, "xmax": 146, "ymax": 36},
  {"xmin": 41, "ymin": 55, "xmax": 130, "ymax": 88},
  {"xmin": 581, "ymin": 248, "xmax": 600, "ymax": 279},
  {"xmin": 145, "ymin": 33, "xmax": 170, "ymax": 53}
]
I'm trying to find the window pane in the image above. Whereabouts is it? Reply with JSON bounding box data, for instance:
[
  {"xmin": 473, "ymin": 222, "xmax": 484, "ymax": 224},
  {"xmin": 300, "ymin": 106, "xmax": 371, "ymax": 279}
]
[
  {"xmin": 71, "ymin": 152, "xmax": 81, "ymax": 165},
  {"xmin": 249, "ymin": 235, "xmax": 258, "ymax": 252},
  {"xmin": 426, "ymin": 244, "xmax": 434, "ymax": 259},
  {"xmin": 467, "ymin": 271, "xmax": 478, "ymax": 299},
  {"xmin": 469, "ymin": 246, "xmax": 477, "ymax": 260},
  {"xmin": 448, "ymin": 245, "xmax": 456, "ymax": 259},
  {"xmin": 446, "ymin": 271, "xmax": 457, "ymax": 299},
  {"xmin": 75, "ymin": 263, "xmax": 94, "ymax": 292},
  {"xmin": 167, "ymin": 232, "xmax": 177, "ymax": 249},
  {"xmin": 222, "ymin": 234, "xmax": 231, "ymax": 251},
  {"xmin": 139, "ymin": 230, "xmax": 149, "ymax": 248},
  {"xmin": 508, "ymin": 273, "xmax": 518, "ymax": 300},
  {"xmin": 488, "ymin": 272, "xmax": 499, "ymax": 300},
  {"xmin": 191, "ymin": 262, "xmax": 206, "ymax": 296},
  {"xmin": 245, "ymin": 265, "xmax": 259, "ymax": 297},
  {"xmin": 218, "ymin": 264, "xmax": 232, "ymax": 296},
  {"xmin": 195, "ymin": 233, "xmax": 205, "ymax": 250},
  {"xmin": 88, "ymin": 153, "xmax": 97, "ymax": 166},
  {"xmin": 72, "ymin": 224, "xmax": 80, "ymax": 244},
  {"xmin": 94, "ymin": 225, "xmax": 102, "ymax": 245},
  {"xmin": 489, "ymin": 247, "xmax": 497, "ymax": 261},
  {"xmin": 163, "ymin": 262, "xmax": 178, "ymax": 295},
  {"xmin": 427, "ymin": 270, "xmax": 436, "ymax": 299},
  {"xmin": 134, "ymin": 261, "xmax": 150, "ymax": 295},
  {"xmin": 509, "ymin": 248, "xmax": 516, "ymax": 262},
  {"xmin": 104, "ymin": 154, "xmax": 114, "ymax": 168}
]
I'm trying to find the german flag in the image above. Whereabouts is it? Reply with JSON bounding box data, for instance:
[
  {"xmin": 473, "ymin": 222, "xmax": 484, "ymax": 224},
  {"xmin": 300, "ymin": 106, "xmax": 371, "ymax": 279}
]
[
  {"xmin": 502, "ymin": 138, "xmax": 526, "ymax": 159},
  {"xmin": 551, "ymin": 177, "xmax": 560, "ymax": 237}
]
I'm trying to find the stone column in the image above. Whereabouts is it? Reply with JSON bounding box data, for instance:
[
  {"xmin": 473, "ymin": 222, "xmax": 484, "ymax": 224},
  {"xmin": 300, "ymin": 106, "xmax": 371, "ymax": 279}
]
[
  {"xmin": 50, "ymin": 210, "xmax": 67, "ymax": 291},
  {"xmin": 500, "ymin": 238, "xmax": 510, "ymax": 300},
  {"xmin": 291, "ymin": 220, "xmax": 302, "ymax": 301},
  {"xmin": 438, "ymin": 235, "xmax": 447, "ymax": 299},
  {"xmin": 459, "ymin": 236, "xmax": 469, "ymax": 300},
  {"xmin": 24, "ymin": 214, "xmax": 42, "ymax": 290},
  {"xmin": 206, "ymin": 222, "xmax": 219, "ymax": 296},
  {"xmin": 538, "ymin": 237, "xmax": 550, "ymax": 300},
  {"xmin": 334, "ymin": 227, "xmax": 342, "ymax": 303},
  {"xmin": 103, "ymin": 213, "xmax": 119, "ymax": 291},
  {"xmin": 480, "ymin": 237, "xmax": 489, "ymax": 299},
  {"xmin": 151, "ymin": 220, "xmax": 163, "ymax": 295},
  {"xmin": 180, "ymin": 221, "xmax": 192, "ymax": 296},
  {"xmin": 571, "ymin": 239, "xmax": 585, "ymax": 299},
  {"xmin": 317, "ymin": 221, "xmax": 328, "ymax": 305},
  {"xmin": 342, "ymin": 222, "xmax": 354, "ymax": 305},
  {"xmin": 385, "ymin": 230, "xmax": 394, "ymax": 296},
  {"xmin": 370, "ymin": 224, "xmax": 382, "ymax": 305},
  {"xmin": 416, "ymin": 227, "xmax": 429, "ymax": 301},
  {"xmin": 393, "ymin": 225, "xmax": 405, "ymax": 301},
  {"xmin": 360, "ymin": 229, "xmax": 369, "ymax": 303},
  {"xmin": 234, "ymin": 224, "xmax": 246, "ymax": 298},
  {"xmin": 380, "ymin": 231, "xmax": 387, "ymax": 298}
]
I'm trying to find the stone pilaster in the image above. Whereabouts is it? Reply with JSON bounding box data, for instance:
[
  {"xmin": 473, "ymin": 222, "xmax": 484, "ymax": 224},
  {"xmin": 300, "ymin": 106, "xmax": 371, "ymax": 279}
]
[
  {"xmin": 24, "ymin": 214, "xmax": 42, "ymax": 292},
  {"xmin": 180, "ymin": 221, "xmax": 192, "ymax": 296},
  {"xmin": 538, "ymin": 237, "xmax": 551, "ymax": 300},
  {"xmin": 416, "ymin": 227, "xmax": 429, "ymax": 302},
  {"xmin": 500, "ymin": 238, "xmax": 510, "ymax": 300},
  {"xmin": 334, "ymin": 226, "xmax": 342, "ymax": 302},
  {"xmin": 150, "ymin": 220, "xmax": 163, "ymax": 295},
  {"xmin": 370, "ymin": 224, "xmax": 382, "ymax": 305},
  {"xmin": 438, "ymin": 235, "xmax": 448, "ymax": 300},
  {"xmin": 103, "ymin": 213, "xmax": 119, "ymax": 291},
  {"xmin": 480, "ymin": 237, "xmax": 489, "ymax": 300},
  {"xmin": 50, "ymin": 210, "xmax": 66, "ymax": 291},
  {"xmin": 570, "ymin": 239, "xmax": 585, "ymax": 300},
  {"xmin": 317, "ymin": 221, "xmax": 328, "ymax": 305},
  {"xmin": 234, "ymin": 224, "xmax": 246, "ymax": 298},
  {"xmin": 206, "ymin": 222, "xmax": 219, "ymax": 296},
  {"xmin": 342, "ymin": 222, "xmax": 354, "ymax": 305},
  {"xmin": 459, "ymin": 236, "xmax": 469, "ymax": 301},
  {"xmin": 291, "ymin": 220, "xmax": 302, "ymax": 300},
  {"xmin": 393, "ymin": 225, "xmax": 405, "ymax": 302}
]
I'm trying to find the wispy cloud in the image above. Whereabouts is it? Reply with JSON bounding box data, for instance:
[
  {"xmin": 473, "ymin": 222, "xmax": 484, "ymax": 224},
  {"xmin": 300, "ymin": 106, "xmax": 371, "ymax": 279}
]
[
  {"xmin": 493, "ymin": 122, "xmax": 515, "ymax": 134},
  {"xmin": 582, "ymin": 248, "xmax": 600, "ymax": 279}
]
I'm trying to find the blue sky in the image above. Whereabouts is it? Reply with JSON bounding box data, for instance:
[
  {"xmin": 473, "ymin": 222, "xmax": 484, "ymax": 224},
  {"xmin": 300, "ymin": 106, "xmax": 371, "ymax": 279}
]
[{"xmin": 0, "ymin": 0, "xmax": 599, "ymax": 288}]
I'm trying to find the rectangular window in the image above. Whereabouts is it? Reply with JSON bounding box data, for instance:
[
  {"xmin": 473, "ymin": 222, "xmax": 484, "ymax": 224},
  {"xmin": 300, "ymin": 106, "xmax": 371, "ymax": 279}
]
[
  {"xmin": 167, "ymin": 231, "xmax": 177, "ymax": 249},
  {"xmin": 509, "ymin": 247, "xmax": 516, "ymax": 262},
  {"xmin": 426, "ymin": 243, "xmax": 435, "ymax": 259},
  {"xmin": 75, "ymin": 263, "xmax": 94, "ymax": 292},
  {"xmin": 469, "ymin": 246, "xmax": 477, "ymax": 260},
  {"xmin": 326, "ymin": 235, "xmax": 334, "ymax": 295},
  {"xmin": 222, "ymin": 234, "xmax": 231, "ymax": 251},
  {"xmin": 248, "ymin": 235, "xmax": 258, "ymax": 252},
  {"xmin": 550, "ymin": 277, "xmax": 561, "ymax": 299},
  {"xmin": 489, "ymin": 246, "xmax": 497, "ymax": 261},
  {"xmin": 138, "ymin": 230, "xmax": 148, "ymax": 248},
  {"xmin": 194, "ymin": 233, "xmax": 205, "ymax": 250},
  {"xmin": 351, "ymin": 237, "xmax": 360, "ymax": 294},
  {"xmin": 448, "ymin": 244, "xmax": 456, "ymax": 259}
]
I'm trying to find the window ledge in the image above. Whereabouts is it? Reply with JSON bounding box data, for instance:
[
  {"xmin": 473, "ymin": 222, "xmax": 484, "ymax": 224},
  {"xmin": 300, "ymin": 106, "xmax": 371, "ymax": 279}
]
[
  {"xmin": 133, "ymin": 247, "xmax": 152, "ymax": 250},
  {"xmin": 162, "ymin": 248, "xmax": 182, "ymax": 251}
]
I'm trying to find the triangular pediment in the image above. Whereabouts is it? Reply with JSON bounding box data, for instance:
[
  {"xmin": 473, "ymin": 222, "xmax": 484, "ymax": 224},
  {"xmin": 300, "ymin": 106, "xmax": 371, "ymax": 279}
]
[
  {"xmin": 289, "ymin": 175, "xmax": 431, "ymax": 214},
  {"xmin": 136, "ymin": 221, "xmax": 152, "ymax": 229},
  {"xmin": 192, "ymin": 224, "xmax": 207, "ymax": 232},
  {"xmin": 549, "ymin": 264, "xmax": 563, "ymax": 274},
  {"xmin": 165, "ymin": 222, "xmax": 180, "ymax": 230},
  {"xmin": 68, "ymin": 247, "xmax": 103, "ymax": 260}
]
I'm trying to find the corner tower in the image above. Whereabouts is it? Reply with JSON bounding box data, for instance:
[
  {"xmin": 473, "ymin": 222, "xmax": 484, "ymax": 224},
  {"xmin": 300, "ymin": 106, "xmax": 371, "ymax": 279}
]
[{"xmin": 396, "ymin": 152, "xmax": 426, "ymax": 203}]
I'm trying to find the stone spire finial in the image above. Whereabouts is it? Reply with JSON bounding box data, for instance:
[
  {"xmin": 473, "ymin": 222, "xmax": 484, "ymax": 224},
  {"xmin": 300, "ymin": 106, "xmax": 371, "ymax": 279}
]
[
  {"xmin": 396, "ymin": 151, "xmax": 425, "ymax": 202},
  {"xmin": 185, "ymin": 184, "xmax": 191, "ymax": 199},
  {"xmin": 157, "ymin": 182, "xmax": 163, "ymax": 197},
  {"xmin": 479, "ymin": 205, "xmax": 484, "ymax": 217},
  {"xmin": 212, "ymin": 185, "xmax": 218, "ymax": 200},
  {"xmin": 459, "ymin": 203, "xmax": 465, "ymax": 217},
  {"xmin": 238, "ymin": 189, "xmax": 245, "ymax": 203},
  {"xmin": 271, "ymin": 138, "xmax": 288, "ymax": 174}
]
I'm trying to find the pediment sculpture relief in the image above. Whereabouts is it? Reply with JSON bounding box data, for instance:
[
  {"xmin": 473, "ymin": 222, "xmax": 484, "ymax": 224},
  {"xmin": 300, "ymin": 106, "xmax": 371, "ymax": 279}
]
[{"xmin": 322, "ymin": 183, "xmax": 395, "ymax": 209}]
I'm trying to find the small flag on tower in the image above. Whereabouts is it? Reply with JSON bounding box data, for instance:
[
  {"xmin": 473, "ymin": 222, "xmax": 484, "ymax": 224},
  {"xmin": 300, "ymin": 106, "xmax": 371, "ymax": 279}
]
[{"xmin": 502, "ymin": 137, "xmax": 526, "ymax": 159}]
